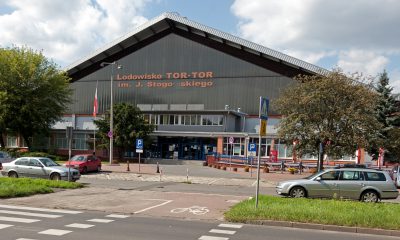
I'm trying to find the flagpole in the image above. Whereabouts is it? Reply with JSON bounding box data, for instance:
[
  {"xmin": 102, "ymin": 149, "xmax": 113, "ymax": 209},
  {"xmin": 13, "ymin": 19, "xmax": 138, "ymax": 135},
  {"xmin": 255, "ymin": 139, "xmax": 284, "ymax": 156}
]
[{"xmin": 93, "ymin": 80, "xmax": 99, "ymax": 155}]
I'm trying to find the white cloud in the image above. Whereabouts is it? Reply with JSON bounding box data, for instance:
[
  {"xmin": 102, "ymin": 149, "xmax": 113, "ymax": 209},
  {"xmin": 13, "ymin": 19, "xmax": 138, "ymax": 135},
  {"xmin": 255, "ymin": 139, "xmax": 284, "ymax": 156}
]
[
  {"xmin": 231, "ymin": 0, "xmax": 400, "ymax": 80},
  {"xmin": 0, "ymin": 0, "xmax": 150, "ymax": 67},
  {"xmin": 389, "ymin": 68, "xmax": 400, "ymax": 93},
  {"xmin": 337, "ymin": 49, "xmax": 389, "ymax": 77}
]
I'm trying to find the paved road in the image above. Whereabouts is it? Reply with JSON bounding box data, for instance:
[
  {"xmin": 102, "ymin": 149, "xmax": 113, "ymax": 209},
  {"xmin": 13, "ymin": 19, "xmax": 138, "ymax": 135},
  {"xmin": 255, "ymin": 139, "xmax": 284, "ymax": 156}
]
[{"xmin": 0, "ymin": 203, "xmax": 397, "ymax": 240}]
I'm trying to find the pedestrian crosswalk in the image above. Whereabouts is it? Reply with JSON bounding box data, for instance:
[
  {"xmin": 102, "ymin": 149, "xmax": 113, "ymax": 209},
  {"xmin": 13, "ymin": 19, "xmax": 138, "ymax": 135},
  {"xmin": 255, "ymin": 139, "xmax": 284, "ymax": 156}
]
[{"xmin": 0, "ymin": 203, "xmax": 130, "ymax": 239}]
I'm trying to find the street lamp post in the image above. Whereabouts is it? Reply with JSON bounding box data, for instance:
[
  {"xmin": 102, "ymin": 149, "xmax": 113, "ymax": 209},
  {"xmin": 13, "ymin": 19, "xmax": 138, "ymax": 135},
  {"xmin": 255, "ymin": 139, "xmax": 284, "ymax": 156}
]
[{"xmin": 100, "ymin": 61, "xmax": 122, "ymax": 165}]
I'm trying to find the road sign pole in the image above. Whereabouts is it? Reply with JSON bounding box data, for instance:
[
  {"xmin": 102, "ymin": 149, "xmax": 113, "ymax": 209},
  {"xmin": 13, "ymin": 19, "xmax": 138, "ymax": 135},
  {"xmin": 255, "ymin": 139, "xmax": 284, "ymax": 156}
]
[
  {"xmin": 139, "ymin": 152, "xmax": 141, "ymax": 173},
  {"xmin": 256, "ymin": 96, "xmax": 269, "ymax": 209},
  {"xmin": 255, "ymin": 119, "xmax": 262, "ymax": 208}
]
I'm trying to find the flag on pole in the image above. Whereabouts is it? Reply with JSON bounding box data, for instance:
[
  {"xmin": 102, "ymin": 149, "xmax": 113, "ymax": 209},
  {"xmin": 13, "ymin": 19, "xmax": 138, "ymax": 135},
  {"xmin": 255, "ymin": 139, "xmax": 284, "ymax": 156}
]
[{"xmin": 93, "ymin": 85, "xmax": 98, "ymax": 117}]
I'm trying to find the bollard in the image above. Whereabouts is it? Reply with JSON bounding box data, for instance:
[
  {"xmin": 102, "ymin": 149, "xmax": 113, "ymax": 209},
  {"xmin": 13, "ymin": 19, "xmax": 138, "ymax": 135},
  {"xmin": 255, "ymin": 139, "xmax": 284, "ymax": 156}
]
[
  {"xmin": 159, "ymin": 169, "xmax": 162, "ymax": 182},
  {"xmin": 156, "ymin": 162, "xmax": 160, "ymax": 173},
  {"xmin": 126, "ymin": 159, "xmax": 130, "ymax": 172},
  {"xmin": 186, "ymin": 168, "xmax": 189, "ymax": 182}
]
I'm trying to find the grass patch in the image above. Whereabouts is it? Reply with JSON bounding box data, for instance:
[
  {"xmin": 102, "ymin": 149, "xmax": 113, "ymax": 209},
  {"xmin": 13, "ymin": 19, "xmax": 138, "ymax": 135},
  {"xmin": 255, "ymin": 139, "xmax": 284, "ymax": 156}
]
[
  {"xmin": 0, "ymin": 178, "xmax": 84, "ymax": 198},
  {"xmin": 225, "ymin": 195, "xmax": 400, "ymax": 230}
]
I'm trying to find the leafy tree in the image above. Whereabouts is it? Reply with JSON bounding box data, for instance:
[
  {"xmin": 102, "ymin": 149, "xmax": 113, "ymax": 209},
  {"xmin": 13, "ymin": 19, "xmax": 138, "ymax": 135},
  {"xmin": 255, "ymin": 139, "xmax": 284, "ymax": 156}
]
[
  {"xmin": 94, "ymin": 103, "xmax": 155, "ymax": 160},
  {"xmin": 0, "ymin": 46, "xmax": 72, "ymax": 149},
  {"xmin": 369, "ymin": 70, "xmax": 400, "ymax": 162},
  {"xmin": 274, "ymin": 69, "xmax": 381, "ymax": 164}
]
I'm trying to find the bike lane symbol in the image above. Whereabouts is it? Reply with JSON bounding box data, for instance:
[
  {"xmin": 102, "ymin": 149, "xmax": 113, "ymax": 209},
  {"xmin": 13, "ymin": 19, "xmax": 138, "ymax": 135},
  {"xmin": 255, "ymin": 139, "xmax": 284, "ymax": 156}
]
[{"xmin": 170, "ymin": 206, "xmax": 209, "ymax": 215}]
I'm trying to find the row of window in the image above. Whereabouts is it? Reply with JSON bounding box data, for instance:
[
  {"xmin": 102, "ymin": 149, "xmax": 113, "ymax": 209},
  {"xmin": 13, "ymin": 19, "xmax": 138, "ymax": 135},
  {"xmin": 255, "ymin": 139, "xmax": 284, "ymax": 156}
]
[{"xmin": 144, "ymin": 114, "xmax": 224, "ymax": 126}]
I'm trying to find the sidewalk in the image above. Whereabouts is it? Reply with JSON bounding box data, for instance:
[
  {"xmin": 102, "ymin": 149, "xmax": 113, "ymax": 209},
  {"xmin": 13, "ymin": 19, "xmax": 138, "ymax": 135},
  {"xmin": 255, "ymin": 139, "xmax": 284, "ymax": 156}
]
[{"xmin": 85, "ymin": 163, "xmax": 310, "ymax": 187}]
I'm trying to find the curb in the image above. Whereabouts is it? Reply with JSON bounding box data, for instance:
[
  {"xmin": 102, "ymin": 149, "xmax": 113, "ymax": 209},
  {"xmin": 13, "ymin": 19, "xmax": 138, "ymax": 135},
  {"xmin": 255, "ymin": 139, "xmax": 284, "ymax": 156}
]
[{"xmin": 245, "ymin": 220, "xmax": 400, "ymax": 237}]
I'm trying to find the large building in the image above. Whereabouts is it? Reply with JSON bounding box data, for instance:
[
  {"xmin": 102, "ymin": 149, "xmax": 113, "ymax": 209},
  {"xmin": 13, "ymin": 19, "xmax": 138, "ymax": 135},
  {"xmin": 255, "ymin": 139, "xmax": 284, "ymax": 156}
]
[{"xmin": 7, "ymin": 13, "xmax": 360, "ymax": 163}]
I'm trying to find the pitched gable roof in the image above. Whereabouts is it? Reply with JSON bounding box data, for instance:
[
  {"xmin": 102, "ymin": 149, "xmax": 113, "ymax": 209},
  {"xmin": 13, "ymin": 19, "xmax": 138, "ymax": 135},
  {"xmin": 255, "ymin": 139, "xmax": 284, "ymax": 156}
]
[{"xmin": 66, "ymin": 12, "xmax": 329, "ymax": 80}]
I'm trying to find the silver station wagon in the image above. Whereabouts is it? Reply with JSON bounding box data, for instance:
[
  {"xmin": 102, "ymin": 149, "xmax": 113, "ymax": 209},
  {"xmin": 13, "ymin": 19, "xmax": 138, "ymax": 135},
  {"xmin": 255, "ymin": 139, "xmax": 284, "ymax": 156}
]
[
  {"xmin": 0, "ymin": 157, "xmax": 80, "ymax": 182},
  {"xmin": 276, "ymin": 168, "xmax": 399, "ymax": 202}
]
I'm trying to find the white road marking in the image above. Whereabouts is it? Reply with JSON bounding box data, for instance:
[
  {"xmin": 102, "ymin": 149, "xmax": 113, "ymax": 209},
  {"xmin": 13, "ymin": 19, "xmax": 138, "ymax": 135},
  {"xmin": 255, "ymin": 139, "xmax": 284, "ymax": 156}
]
[
  {"xmin": 0, "ymin": 216, "xmax": 39, "ymax": 223},
  {"xmin": 0, "ymin": 204, "xmax": 81, "ymax": 214},
  {"xmin": 226, "ymin": 200, "xmax": 240, "ymax": 203},
  {"xmin": 198, "ymin": 236, "xmax": 229, "ymax": 240},
  {"xmin": 134, "ymin": 199, "xmax": 173, "ymax": 214},
  {"xmin": 0, "ymin": 223, "xmax": 13, "ymax": 229},
  {"xmin": 87, "ymin": 218, "xmax": 114, "ymax": 223},
  {"xmin": 209, "ymin": 229, "xmax": 236, "ymax": 235},
  {"xmin": 218, "ymin": 223, "xmax": 243, "ymax": 229},
  {"xmin": 16, "ymin": 238, "xmax": 37, "ymax": 240},
  {"xmin": 0, "ymin": 210, "xmax": 62, "ymax": 218},
  {"xmin": 38, "ymin": 229, "xmax": 72, "ymax": 236},
  {"xmin": 65, "ymin": 223, "xmax": 94, "ymax": 229},
  {"xmin": 251, "ymin": 180, "xmax": 258, "ymax": 186},
  {"xmin": 106, "ymin": 214, "xmax": 129, "ymax": 218},
  {"xmin": 208, "ymin": 179, "xmax": 221, "ymax": 185}
]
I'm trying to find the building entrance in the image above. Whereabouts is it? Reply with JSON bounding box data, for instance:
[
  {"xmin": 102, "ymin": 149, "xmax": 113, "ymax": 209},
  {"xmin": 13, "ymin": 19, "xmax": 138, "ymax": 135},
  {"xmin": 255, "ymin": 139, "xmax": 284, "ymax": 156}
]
[{"xmin": 157, "ymin": 137, "xmax": 216, "ymax": 160}]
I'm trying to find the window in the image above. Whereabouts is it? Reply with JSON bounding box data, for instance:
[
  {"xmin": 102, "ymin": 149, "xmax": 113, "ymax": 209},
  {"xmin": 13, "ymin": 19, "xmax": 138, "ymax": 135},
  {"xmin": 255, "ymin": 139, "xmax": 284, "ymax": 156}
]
[
  {"xmin": 55, "ymin": 133, "xmax": 68, "ymax": 149},
  {"xmin": 73, "ymin": 133, "xmax": 89, "ymax": 150},
  {"xmin": 29, "ymin": 159, "xmax": 42, "ymax": 167},
  {"xmin": 6, "ymin": 135, "xmax": 18, "ymax": 147},
  {"xmin": 340, "ymin": 171, "xmax": 363, "ymax": 181},
  {"xmin": 364, "ymin": 172, "xmax": 386, "ymax": 181},
  {"xmin": 15, "ymin": 158, "xmax": 29, "ymax": 166},
  {"xmin": 320, "ymin": 171, "xmax": 340, "ymax": 180}
]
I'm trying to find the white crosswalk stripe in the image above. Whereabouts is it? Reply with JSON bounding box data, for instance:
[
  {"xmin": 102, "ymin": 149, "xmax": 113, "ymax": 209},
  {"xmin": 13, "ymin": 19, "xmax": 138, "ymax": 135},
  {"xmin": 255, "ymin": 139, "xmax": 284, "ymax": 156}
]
[
  {"xmin": 218, "ymin": 223, "xmax": 243, "ymax": 229},
  {"xmin": 39, "ymin": 229, "xmax": 72, "ymax": 236},
  {"xmin": 198, "ymin": 236, "xmax": 229, "ymax": 240},
  {"xmin": 106, "ymin": 214, "xmax": 130, "ymax": 218},
  {"xmin": 87, "ymin": 218, "xmax": 114, "ymax": 223},
  {"xmin": 0, "ymin": 216, "xmax": 40, "ymax": 223},
  {"xmin": 209, "ymin": 229, "xmax": 236, "ymax": 235},
  {"xmin": 0, "ymin": 204, "xmax": 81, "ymax": 214},
  {"xmin": 0, "ymin": 223, "xmax": 13, "ymax": 229},
  {"xmin": 65, "ymin": 223, "xmax": 95, "ymax": 229},
  {"xmin": 0, "ymin": 209, "xmax": 62, "ymax": 218}
]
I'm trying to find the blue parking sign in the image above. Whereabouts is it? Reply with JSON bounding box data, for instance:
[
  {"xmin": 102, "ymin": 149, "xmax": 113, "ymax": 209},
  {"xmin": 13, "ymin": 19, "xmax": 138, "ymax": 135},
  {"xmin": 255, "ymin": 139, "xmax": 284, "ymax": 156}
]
[
  {"xmin": 248, "ymin": 143, "xmax": 256, "ymax": 152},
  {"xmin": 136, "ymin": 139, "xmax": 143, "ymax": 149}
]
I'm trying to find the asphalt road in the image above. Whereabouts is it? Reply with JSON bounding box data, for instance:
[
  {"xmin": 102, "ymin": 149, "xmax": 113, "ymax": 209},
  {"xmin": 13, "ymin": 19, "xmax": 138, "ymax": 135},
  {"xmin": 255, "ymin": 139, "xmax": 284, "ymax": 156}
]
[{"xmin": 0, "ymin": 205, "xmax": 396, "ymax": 240}]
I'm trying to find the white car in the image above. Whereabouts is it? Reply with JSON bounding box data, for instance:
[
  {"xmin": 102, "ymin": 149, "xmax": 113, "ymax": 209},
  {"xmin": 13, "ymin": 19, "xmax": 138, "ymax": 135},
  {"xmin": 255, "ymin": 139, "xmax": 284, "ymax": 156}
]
[
  {"xmin": 390, "ymin": 165, "xmax": 400, "ymax": 188},
  {"xmin": 0, "ymin": 157, "xmax": 80, "ymax": 181}
]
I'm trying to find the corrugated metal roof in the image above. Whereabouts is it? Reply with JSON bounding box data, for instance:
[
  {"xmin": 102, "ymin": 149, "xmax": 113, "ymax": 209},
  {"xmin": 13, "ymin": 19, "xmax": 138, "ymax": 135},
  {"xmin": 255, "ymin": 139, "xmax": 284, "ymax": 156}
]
[{"xmin": 66, "ymin": 12, "xmax": 329, "ymax": 76}]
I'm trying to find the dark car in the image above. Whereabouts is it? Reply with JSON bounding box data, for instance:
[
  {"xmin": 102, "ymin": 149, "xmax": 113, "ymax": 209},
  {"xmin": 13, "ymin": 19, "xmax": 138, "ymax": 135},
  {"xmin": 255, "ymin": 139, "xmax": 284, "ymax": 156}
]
[{"xmin": 63, "ymin": 154, "xmax": 101, "ymax": 174}]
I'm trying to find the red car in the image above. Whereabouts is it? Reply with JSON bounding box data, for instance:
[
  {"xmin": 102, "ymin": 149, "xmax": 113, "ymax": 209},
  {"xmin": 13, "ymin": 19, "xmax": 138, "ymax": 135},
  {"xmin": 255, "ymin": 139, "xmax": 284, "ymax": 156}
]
[{"xmin": 64, "ymin": 154, "xmax": 101, "ymax": 174}]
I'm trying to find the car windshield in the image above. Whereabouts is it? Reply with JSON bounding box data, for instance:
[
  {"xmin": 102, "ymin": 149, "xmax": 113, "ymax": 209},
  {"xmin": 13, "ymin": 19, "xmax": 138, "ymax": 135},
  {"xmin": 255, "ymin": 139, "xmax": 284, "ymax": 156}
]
[
  {"xmin": 39, "ymin": 158, "xmax": 59, "ymax": 167},
  {"xmin": 71, "ymin": 155, "xmax": 86, "ymax": 161}
]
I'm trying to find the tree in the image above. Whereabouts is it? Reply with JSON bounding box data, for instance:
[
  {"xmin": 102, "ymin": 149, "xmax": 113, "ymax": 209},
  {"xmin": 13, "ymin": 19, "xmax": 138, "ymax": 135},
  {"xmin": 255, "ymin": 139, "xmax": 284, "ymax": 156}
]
[
  {"xmin": 274, "ymin": 69, "xmax": 382, "ymax": 165},
  {"xmin": 94, "ymin": 103, "xmax": 155, "ymax": 160},
  {"xmin": 0, "ymin": 46, "xmax": 72, "ymax": 149},
  {"xmin": 370, "ymin": 70, "xmax": 400, "ymax": 162}
]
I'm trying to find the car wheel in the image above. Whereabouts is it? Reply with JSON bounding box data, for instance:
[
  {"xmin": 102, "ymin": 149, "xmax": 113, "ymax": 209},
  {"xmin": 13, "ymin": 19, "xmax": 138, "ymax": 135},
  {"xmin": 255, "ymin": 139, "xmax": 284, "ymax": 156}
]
[
  {"xmin": 82, "ymin": 166, "xmax": 88, "ymax": 174},
  {"xmin": 360, "ymin": 190, "xmax": 379, "ymax": 203},
  {"xmin": 50, "ymin": 173, "xmax": 61, "ymax": 181},
  {"xmin": 289, "ymin": 186, "xmax": 306, "ymax": 198},
  {"xmin": 8, "ymin": 171, "xmax": 18, "ymax": 178}
]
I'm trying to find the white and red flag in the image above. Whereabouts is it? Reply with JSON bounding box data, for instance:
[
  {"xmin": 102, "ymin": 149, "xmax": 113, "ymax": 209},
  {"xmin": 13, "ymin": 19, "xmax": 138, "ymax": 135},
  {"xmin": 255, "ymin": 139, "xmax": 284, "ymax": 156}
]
[{"xmin": 93, "ymin": 85, "xmax": 98, "ymax": 117}]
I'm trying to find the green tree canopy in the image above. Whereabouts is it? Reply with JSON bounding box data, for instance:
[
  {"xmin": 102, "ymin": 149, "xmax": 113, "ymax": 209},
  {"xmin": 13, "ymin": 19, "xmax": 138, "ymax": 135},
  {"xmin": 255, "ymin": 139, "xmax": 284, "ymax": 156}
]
[
  {"xmin": 274, "ymin": 69, "xmax": 382, "ymax": 159},
  {"xmin": 0, "ymin": 46, "xmax": 72, "ymax": 149},
  {"xmin": 94, "ymin": 103, "xmax": 155, "ymax": 159}
]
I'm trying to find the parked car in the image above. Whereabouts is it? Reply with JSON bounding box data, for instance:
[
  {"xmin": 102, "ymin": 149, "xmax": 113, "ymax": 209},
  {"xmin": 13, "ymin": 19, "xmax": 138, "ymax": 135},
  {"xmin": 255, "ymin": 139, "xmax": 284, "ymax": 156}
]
[
  {"xmin": 63, "ymin": 154, "xmax": 101, "ymax": 174},
  {"xmin": 0, "ymin": 151, "xmax": 14, "ymax": 163},
  {"xmin": 0, "ymin": 157, "xmax": 80, "ymax": 181},
  {"xmin": 389, "ymin": 165, "xmax": 400, "ymax": 188},
  {"xmin": 276, "ymin": 168, "xmax": 398, "ymax": 202}
]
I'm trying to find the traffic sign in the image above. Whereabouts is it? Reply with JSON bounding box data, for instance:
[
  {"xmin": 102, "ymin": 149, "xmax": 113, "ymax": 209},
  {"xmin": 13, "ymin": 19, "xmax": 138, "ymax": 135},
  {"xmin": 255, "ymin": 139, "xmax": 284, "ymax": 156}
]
[
  {"xmin": 108, "ymin": 131, "xmax": 113, "ymax": 138},
  {"xmin": 259, "ymin": 97, "xmax": 269, "ymax": 120},
  {"xmin": 136, "ymin": 139, "xmax": 143, "ymax": 153},
  {"xmin": 248, "ymin": 143, "xmax": 257, "ymax": 152},
  {"xmin": 229, "ymin": 137, "xmax": 234, "ymax": 144}
]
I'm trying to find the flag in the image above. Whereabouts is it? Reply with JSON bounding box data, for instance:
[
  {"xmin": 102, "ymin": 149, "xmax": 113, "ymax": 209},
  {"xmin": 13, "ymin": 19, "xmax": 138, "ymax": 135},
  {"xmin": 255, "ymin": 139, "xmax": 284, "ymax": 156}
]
[{"xmin": 93, "ymin": 86, "xmax": 98, "ymax": 117}]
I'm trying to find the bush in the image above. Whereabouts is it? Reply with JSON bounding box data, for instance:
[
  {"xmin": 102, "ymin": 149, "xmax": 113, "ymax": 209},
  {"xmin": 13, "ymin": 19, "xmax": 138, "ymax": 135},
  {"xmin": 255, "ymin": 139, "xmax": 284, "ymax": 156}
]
[
  {"xmin": 222, "ymin": 166, "xmax": 227, "ymax": 170},
  {"xmin": 19, "ymin": 151, "xmax": 62, "ymax": 161},
  {"xmin": 233, "ymin": 167, "xmax": 238, "ymax": 172},
  {"xmin": 244, "ymin": 166, "xmax": 250, "ymax": 172},
  {"xmin": 263, "ymin": 166, "xmax": 269, "ymax": 173},
  {"xmin": 287, "ymin": 167, "xmax": 297, "ymax": 174}
]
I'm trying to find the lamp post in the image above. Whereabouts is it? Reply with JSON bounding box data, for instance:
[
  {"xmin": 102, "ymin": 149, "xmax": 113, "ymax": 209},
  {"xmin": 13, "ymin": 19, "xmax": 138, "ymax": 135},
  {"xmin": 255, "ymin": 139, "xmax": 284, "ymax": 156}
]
[{"xmin": 100, "ymin": 61, "xmax": 122, "ymax": 165}]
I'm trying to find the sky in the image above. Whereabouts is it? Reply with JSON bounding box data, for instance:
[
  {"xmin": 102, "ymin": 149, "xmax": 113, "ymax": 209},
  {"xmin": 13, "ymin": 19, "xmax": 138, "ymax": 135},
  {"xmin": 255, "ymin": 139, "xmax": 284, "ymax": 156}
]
[{"xmin": 1, "ymin": 0, "xmax": 400, "ymax": 92}]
